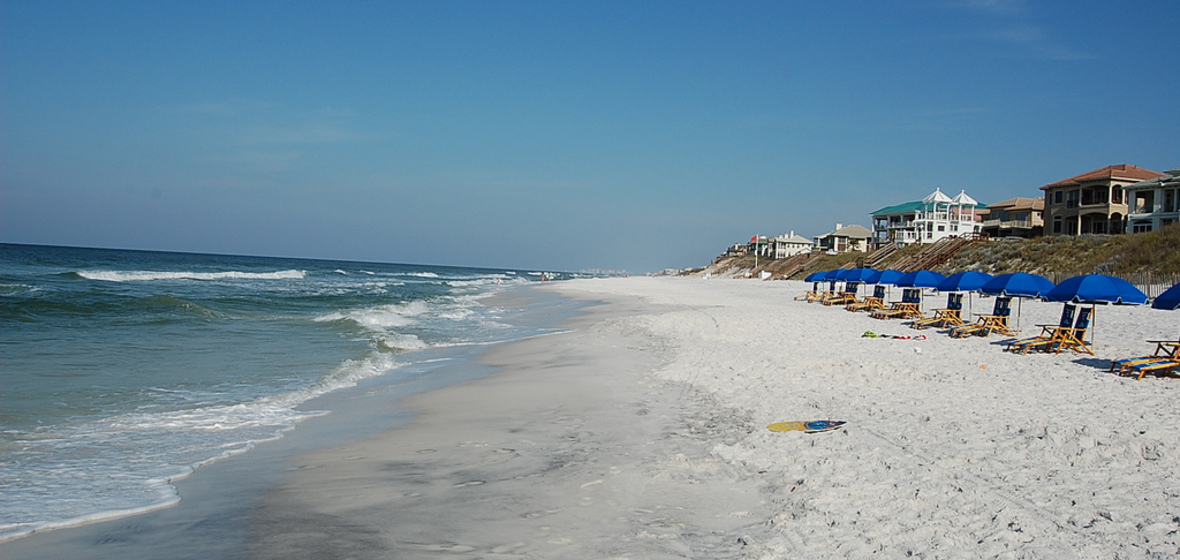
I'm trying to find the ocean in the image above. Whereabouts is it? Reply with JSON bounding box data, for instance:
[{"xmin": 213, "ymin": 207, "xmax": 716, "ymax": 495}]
[{"xmin": 0, "ymin": 243, "xmax": 579, "ymax": 542}]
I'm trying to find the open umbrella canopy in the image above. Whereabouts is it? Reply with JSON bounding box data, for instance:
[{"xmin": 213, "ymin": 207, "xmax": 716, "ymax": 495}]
[
  {"xmin": 980, "ymin": 273, "xmax": 1055, "ymax": 298},
  {"xmin": 865, "ymin": 269, "xmax": 905, "ymax": 285},
  {"xmin": 804, "ymin": 271, "xmax": 826, "ymax": 282},
  {"xmin": 1153, "ymin": 282, "xmax": 1180, "ymax": 310},
  {"xmin": 896, "ymin": 270, "xmax": 947, "ymax": 288},
  {"xmin": 936, "ymin": 271, "xmax": 994, "ymax": 292},
  {"xmin": 822, "ymin": 269, "xmax": 844, "ymax": 281},
  {"xmin": 1045, "ymin": 275, "xmax": 1147, "ymax": 305},
  {"xmin": 837, "ymin": 267, "xmax": 879, "ymax": 282}
]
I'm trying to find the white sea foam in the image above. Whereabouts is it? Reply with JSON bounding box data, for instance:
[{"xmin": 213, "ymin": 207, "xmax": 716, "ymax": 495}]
[{"xmin": 77, "ymin": 269, "xmax": 308, "ymax": 282}]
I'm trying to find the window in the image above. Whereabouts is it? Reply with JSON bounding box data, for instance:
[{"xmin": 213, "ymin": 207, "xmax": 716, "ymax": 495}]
[
  {"xmin": 1132, "ymin": 221, "xmax": 1152, "ymax": 233},
  {"xmin": 1053, "ymin": 216, "xmax": 1063, "ymax": 234},
  {"xmin": 1054, "ymin": 191, "xmax": 1064, "ymax": 204},
  {"xmin": 1066, "ymin": 191, "xmax": 1080, "ymax": 208}
]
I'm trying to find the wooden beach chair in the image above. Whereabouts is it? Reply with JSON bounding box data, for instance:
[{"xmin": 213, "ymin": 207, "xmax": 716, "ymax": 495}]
[
  {"xmin": 870, "ymin": 289, "xmax": 922, "ymax": 320},
  {"xmin": 1051, "ymin": 307, "xmax": 1093, "ymax": 355},
  {"xmin": 823, "ymin": 282, "xmax": 860, "ymax": 306},
  {"xmin": 1121, "ymin": 359, "xmax": 1180, "ymax": 380},
  {"xmin": 1005, "ymin": 304, "xmax": 1075, "ymax": 354},
  {"xmin": 1110, "ymin": 336, "xmax": 1180, "ymax": 378},
  {"xmin": 797, "ymin": 282, "xmax": 816, "ymax": 300},
  {"xmin": 912, "ymin": 293, "xmax": 963, "ymax": 330},
  {"xmin": 847, "ymin": 285, "xmax": 887, "ymax": 313},
  {"xmin": 808, "ymin": 281, "xmax": 838, "ymax": 303},
  {"xmin": 950, "ymin": 296, "xmax": 1013, "ymax": 338}
]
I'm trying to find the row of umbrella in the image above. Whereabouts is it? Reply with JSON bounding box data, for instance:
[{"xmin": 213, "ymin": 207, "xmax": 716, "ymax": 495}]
[{"xmin": 804, "ymin": 267, "xmax": 1180, "ymax": 309}]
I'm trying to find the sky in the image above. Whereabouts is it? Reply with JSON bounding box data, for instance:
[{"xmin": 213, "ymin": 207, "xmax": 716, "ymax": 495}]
[{"xmin": 2, "ymin": 1, "xmax": 1178, "ymax": 273}]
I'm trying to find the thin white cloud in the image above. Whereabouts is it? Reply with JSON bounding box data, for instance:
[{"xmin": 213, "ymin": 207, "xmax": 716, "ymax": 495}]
[{"xmin": 946, "ymin": 0, "xmax": 1093, "ymax": 61}]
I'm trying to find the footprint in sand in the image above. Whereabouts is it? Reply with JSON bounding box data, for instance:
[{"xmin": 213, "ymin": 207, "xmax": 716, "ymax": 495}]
[{"xmin": 453, "ymin": 480, "xmax": 486, "ymax": 488}]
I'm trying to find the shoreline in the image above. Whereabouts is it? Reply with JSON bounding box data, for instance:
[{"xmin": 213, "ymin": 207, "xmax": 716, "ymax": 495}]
[
  {"xmin": 0, "ymin": 284, "xmax": 589, "ymax": 560},
  {"xmin": 246, "ymin": 283, "xmax": 772, "ymax": 559},
  {"xmin": 6, "ymin": 276, "xmax": 1180, "ymax": 558}
]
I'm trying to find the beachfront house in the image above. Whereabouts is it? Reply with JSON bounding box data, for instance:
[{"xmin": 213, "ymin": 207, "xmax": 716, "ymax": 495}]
[
  {"xmin": 768, "ymin": 231, "xmax": 813, "ymax": 258},
  {"xmin": 982, "ymin": 197, "xmax": 1044, "ymax": 238},
  {"xmin": 813, "ymin": 223, "xmax": 872, "ymax": 253},
  {"xmin": 1040, "ymin": 164, "xmax": 1165, "ymax": 236},
  {"xmin": 870, "ymin": 188, "xmax": 987, "ymax": 247},
  {"xmin": 1126, "ymin": 167, "xmax": 1180, "ymax": 233}
]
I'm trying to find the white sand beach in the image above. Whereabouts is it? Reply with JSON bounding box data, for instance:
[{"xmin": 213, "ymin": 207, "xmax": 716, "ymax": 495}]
[{"xmin": 248, "ymin": 276, "xmax": 1180, "ymax": 559}]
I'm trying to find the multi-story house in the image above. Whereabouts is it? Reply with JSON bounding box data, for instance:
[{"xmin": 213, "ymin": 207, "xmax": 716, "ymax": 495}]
[
  {"xmin": 1040, "ymin": 164, "xmax": 1165, "ymax": 236},
  {"xmin": 870, "ymin": 188, "xmax": 987, "ymax": 246},
  {"xmin": 768, "ymin": 231, "xmax": 813, "ymax": 258},
  {"xmin": 813, "ymin": 223, "xmax": 873, "ymax": 253},
  {"xmin": 1126, "ymin": 167, "xmax": 1180, "ymax": 233},
  {"xmin": 982, "ymin": 198, "xmax": 1044, "ymax": 238}
]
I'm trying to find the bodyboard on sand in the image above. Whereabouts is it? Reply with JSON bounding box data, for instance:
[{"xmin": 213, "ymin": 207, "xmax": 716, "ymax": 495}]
[{"xmin": 767, "ymin": 420, "xmax": 846, "ymax": 433}]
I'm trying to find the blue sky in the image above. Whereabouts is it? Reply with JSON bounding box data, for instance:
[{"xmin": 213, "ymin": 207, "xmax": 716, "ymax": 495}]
[{"xmin": 2, "ymin": 1, "xmax": 1177, "ymax": 272}]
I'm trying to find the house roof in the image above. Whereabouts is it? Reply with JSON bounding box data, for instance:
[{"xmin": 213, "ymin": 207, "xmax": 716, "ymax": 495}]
[
  {"xmin": 816, "ymin": 224, "xmax": 872, "ymax": 239},
  {"xmin": 1040, "ymin": 164, "xmax": 1166, "ymax": 190},
  {"xmin": 1125, "ymin": 166, "xmax": 1180, "ymax": 190},
  {"xmin": 988, "ymin": 197, "xmax": 1045, "ymax": 212},
  {"xmin": 775, "ymin": 233, "xmax": 812, "ymax": 244},
  {"xmin": 871, "ymin": 199, "xmax": 989, "ymax": 216}
]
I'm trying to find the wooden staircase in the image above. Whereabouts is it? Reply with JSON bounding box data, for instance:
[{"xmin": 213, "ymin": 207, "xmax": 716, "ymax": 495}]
[
  {"xmin": 892, "ymin": 234, "xmax": 984, "ymax": 272},
  {"xmin": 773, "ymin": 251, "xmax": 822, "ymax": 280},
  {"xmin": 864, "ymin": 242, "xmax": 898, "ymax": 268}
]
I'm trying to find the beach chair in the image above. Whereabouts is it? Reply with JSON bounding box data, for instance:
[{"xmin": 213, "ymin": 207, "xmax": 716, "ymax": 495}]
[
  {"xmin": 950, "ymin": 296, "xmax": 1013, "ymax": 338},
  {"xmin": 1110, "ymin": 336, "xmax": 1180, "ymax": 378},
  {"xmin": 795, "ymin": 282, "xmax": 822, "ymax": 301},
  {"xmin": 823, "ymin": 282, "xmax": 860, "ymax": 306},
  {"xmin": 809, "ymin": 281, "xmax": 838, "ymax": 303},
  {"xmin": 847, "ymin": 285, "xmax": 887, "ymax": 312},
  {"xmin": 870, "ymin": 289, "xmax": 922, "ymax": 320},
  {"xmin": 912, "ymin": 293, "xmax": 963, "ymax": 330},
  {"xmin": 1051, "ymin": 307, "xmax": 1093, "ymax": 355},
  {"xmin": 1005, "ymin": 304, "xmax": 1075, "ymax": 353},
  {"xmin": 1121, "ymin": 359, "xmax": 1180, "ymax": 380}
]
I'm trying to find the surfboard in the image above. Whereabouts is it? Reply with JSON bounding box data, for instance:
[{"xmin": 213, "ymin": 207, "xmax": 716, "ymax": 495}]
[{"xmin": 767, "ymin": 420, "xmax": 846, "ymax": 433}]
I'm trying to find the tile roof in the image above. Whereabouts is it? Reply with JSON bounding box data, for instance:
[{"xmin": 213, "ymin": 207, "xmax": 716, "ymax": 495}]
[
  {"xmin": 1040, "ymin": 164, "xmax": 1166, "ymax": 190},
  {"xmin": 987, "ymin": 197, "xmax": 1045, "ymax": 211}
]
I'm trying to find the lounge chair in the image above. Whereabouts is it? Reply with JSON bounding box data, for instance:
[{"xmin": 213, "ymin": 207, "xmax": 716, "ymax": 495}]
[
  {"xmin": 912, "ymin": 293, "xmax": 963, "ymax": 330},
  {"xmin": 1110, "ymin": 336, "xmax": 1180, "ymax": 379},
  {"xmin": 950, "ymin": 296, "xmax": 1013, "ymax": 338},
  {"xmin": 870, "ymin": 288, "xmax": 922, "ymax": 320},
  {"xmin": 823, "ymin": 282, "xmax": 861, "ymax": 306},
  {"xmin": 1005, "ymin": 304, "xmax": 1075, "ymax": 353},
  {"xmin": 1052, "ymin": 307, "xmax": 1093, "ymax": 355},
  {"xmin": 1121, "ymin": 359, "xmax": 1180, "ymax": 380},
  {"xmin": 809, "ymin": 281, "xmax": 838, "ymax": 303},
  {"xmin": 795, "ymin": 282, "xmax": 822, "ymax": 301},
  {"xmin": 847, "ymin": 285, "xmax": 887, "ymax": 312}
]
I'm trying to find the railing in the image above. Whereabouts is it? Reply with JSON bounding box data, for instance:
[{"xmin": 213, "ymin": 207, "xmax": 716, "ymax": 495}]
[{"xmin": 983, "ymin": 219, "xmax": 1035, "ymax": 229}]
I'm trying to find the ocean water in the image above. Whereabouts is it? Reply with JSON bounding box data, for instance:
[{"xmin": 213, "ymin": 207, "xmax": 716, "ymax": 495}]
[{"xmin": 0, "ymin": 244, "xmax": 576, "ymax": 542}]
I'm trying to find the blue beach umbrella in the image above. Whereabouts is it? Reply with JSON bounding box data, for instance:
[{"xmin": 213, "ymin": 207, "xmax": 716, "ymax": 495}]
[
  {"xmin": 936, "ymin": 271, "xmax": 995, "ymax": 293},
  {"xmin": 822, "ymin": 269, "xmax": 844, "ymax": 281},
  {"xmin": 896, "ymin": 270, "xmax": 947, "ymax": 288},
  {"xmin": 980, "ymin": 272, "xmax": 1055, "ymax": 332},
  {"xmin": 838, "ymin": 267, "xmax": 879, "ymax": 282},
  {"xmin": 865, "ymin": 269, "xmax": 905, "ymax": 285},
  {"xmin": 804, "ymin": 271, "xmax": 826, "ymax": 282},
  {"xmin": 1045, "ymin": 274, "xmax": 1148, "ymax": 305},
  {"xmin": 937, "ymin": 271, "xmax": 995, "ymax": 317},
  {"xmin": 980, "ymin": 273, "xmax": 1055, "ymax": 298},
  {"xmin": 1152, "ymin": 282, "xmax": 1180, "ymax": 310},
  {"xmin": 1043, "ymin": 274, "xmax": 1147, "ymax": 350}
]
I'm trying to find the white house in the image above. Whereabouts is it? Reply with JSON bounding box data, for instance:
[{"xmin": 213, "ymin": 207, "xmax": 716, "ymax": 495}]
[
  {"xmin": 813, "ymin": 223, "xmax": 873, "ymax": 253},
  {"xmin": 1126, "ymin": 167, "xmax": 1180, "ymax": 233},
  {"xmin": 769, "ymin": 230, "xmax": 813, "ymax": 258},
  {"xmin": 871, "ymin": 188, "xmax": 987, "ymax": 246}
]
